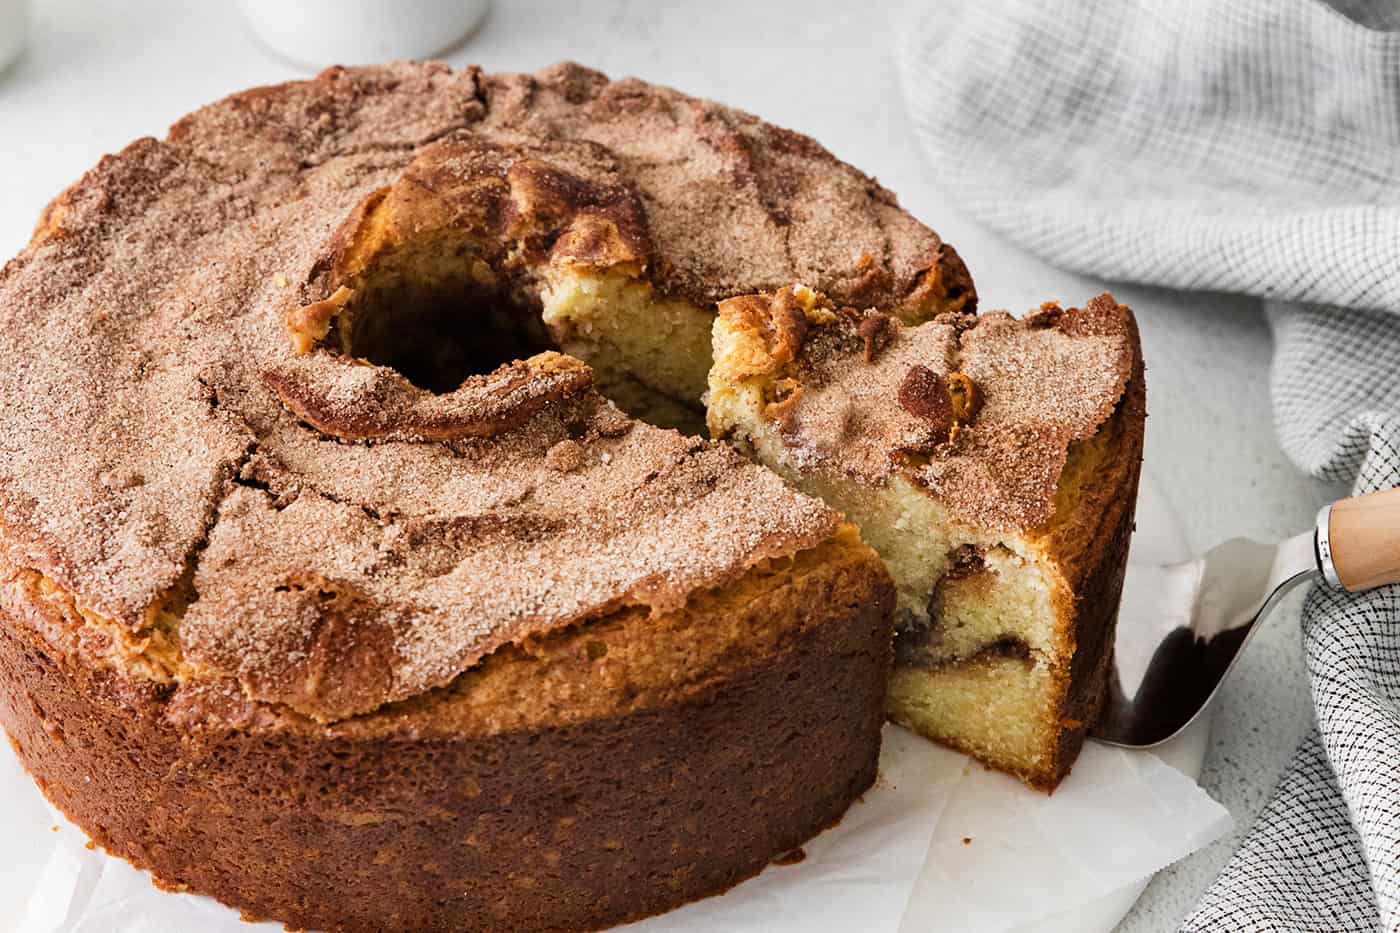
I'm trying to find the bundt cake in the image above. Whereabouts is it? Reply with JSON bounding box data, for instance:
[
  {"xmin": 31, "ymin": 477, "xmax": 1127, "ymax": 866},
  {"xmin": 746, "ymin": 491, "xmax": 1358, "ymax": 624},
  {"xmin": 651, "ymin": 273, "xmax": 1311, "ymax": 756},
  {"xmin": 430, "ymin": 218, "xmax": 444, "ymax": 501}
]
[
  {"xmin": 0, "ymin": 62, "xmax": 973, "ymax": 932},
  {"xmin": 708, "ymin": 287, "xmax": 1144, "ymax": 788},
  {"xmin": 0, "ymin": 59, "xmax": 1143, "ymax": 931}
]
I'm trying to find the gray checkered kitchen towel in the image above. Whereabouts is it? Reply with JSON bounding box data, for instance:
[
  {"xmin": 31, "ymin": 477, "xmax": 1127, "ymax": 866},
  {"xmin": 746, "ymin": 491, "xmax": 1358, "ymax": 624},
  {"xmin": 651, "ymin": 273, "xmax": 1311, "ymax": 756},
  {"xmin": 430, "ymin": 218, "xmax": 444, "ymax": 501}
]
[{"xmin": 898, "ymin": 0, "xmax": 1400, "ymax": 928}]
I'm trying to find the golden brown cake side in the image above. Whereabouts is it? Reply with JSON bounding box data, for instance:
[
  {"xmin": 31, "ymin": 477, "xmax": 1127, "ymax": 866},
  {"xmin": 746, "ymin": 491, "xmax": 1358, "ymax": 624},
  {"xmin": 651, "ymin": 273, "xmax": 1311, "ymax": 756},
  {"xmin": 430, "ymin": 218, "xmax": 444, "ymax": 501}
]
[
  {"xmin": 0, "ymin": 527, "xmax": 893, "ymax": 933},
  {"xmin": 709, "ymin": 289, "xmax": 1145, "ymax": 789},
  {"xmin": 1037, "ymin": 344, "xmax": 1145, "ymax": 784}
]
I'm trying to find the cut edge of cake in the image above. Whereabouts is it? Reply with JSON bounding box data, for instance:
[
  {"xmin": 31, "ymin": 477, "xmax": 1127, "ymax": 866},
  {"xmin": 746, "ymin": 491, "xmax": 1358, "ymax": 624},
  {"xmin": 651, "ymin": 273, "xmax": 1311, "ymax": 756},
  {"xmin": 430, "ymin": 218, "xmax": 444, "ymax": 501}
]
[
  {"xmin": 706, "ymin": 286, "xmax": 1145, "ymax": 789},
  {"xmin": 287, "ymin": 135, "xmax": 974, "ymax": 437}
]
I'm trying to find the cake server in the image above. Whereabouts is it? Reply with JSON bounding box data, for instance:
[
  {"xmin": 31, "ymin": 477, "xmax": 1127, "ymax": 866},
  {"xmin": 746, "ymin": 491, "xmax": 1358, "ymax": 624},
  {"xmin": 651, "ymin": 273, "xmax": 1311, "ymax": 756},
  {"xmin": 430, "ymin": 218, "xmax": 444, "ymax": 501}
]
[{"xmin": 1093, "ymin": 485, "xmax": 1400, "ymax": 748}]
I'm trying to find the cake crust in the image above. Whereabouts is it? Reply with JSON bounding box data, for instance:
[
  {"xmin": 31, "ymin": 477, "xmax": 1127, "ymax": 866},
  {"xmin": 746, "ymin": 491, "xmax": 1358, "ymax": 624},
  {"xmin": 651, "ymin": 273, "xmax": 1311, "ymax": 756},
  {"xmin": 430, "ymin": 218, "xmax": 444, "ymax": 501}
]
[
  {"xmin": 1, "ymin": 530, "xmax": 893, "ymax": 931},
  {"xmin": 0, "ymin": 62, "xmax": 952, "ymax": 930},
  {"xmin": 0, "ymin": 61, "xmax": 968, "ymax": 701},
  {"xmin": 710, "ymin": 289, "xmax": 1136, "ymax": 533}
]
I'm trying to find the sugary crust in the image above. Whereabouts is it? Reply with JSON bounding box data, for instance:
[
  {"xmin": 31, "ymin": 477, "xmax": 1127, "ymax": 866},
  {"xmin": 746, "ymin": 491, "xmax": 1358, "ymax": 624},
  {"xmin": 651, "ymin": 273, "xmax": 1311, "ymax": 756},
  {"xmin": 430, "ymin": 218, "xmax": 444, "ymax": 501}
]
[
  {"xmin": 0, "ymin": 62, "xmax": 974, "ymax": 720},
  {"xmin": 713, "ymin": 290, "xmax": 1137, "ymax": 532},
  {"xmin": 309, "ymin": 134, "xmax": 655, "ymax": 297},
  {"xmin": 0, "ymin": 60, "xmax": 981, "ymax": 925},
  {"xmin": 264, "ymin": 351, "xmax": 596, "ymax": 442},
  {"xmin": 0, "ymin": 529, "xmax": 894, "ymax": 930},
  {"xmin": 1038, "ymin": 358, "xmax": 1145, "ymax": 787}
]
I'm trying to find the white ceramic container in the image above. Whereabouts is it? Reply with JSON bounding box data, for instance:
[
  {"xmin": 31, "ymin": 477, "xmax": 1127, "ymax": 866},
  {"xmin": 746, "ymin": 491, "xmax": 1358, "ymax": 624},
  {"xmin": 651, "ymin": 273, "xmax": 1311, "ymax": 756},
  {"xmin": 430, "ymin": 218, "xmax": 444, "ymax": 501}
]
[
  {"xmin": 239, "ymin": 0, "xmax": 488, "ymax": 70},
  {"xmin": 0, "ymin": 0, "xmax": 29, "ymax": 73}
]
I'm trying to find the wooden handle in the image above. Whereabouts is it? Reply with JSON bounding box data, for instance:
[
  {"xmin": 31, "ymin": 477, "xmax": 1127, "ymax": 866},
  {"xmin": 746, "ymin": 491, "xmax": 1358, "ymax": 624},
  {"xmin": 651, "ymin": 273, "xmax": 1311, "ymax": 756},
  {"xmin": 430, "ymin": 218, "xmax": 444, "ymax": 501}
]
[{"xmin": 1328, "ymin": 486, "xmax": 1400, "ymax": 591}]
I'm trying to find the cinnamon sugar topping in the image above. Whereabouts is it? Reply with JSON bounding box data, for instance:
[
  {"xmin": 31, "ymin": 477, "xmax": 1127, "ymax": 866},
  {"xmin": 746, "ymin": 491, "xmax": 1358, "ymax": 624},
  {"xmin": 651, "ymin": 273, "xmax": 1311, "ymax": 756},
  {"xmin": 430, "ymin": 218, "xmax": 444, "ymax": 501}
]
[
  {"xmin": 858, "ymin": 312, "xmax": 894, "ymax": 363},
  {"xmin": 719, "ymin": 289, "xmax": 1139, "ymax": 530},
  {"xmin": 897, "ymin": 365, "xmax": 956, "ymax": 431},
  {"xmin": 545, "ymin": 439, "xmax": 585, "ymax": 472},
  {"xmin": 0, "ymin": 62, "xmax": 982, "ymax": 721}
]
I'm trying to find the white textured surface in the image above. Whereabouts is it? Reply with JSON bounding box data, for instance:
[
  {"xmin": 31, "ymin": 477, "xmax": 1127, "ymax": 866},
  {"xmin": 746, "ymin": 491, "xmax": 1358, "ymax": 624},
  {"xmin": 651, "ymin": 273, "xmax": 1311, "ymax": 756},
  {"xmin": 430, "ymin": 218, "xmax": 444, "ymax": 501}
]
[{"xmin": 0, "ymin": 1, "xmax": 1325, "ymax": 929}]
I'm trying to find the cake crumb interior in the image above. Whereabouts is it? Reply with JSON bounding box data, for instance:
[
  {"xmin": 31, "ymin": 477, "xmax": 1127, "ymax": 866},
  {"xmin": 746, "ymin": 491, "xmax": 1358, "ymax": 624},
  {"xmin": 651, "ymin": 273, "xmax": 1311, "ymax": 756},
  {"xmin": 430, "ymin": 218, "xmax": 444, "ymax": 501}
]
[{"xmin": 706, "ymin": 301, "xmax": 1138, "ymax": 786}]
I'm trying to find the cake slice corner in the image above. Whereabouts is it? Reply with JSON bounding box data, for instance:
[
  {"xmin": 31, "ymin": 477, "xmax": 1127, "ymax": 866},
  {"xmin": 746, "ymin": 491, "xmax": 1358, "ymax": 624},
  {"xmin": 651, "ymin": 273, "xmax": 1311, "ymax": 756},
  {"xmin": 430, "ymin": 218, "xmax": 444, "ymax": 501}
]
[{"xmin": 707, "ymin": 285, "xmax": 1145, "ymax": 789}]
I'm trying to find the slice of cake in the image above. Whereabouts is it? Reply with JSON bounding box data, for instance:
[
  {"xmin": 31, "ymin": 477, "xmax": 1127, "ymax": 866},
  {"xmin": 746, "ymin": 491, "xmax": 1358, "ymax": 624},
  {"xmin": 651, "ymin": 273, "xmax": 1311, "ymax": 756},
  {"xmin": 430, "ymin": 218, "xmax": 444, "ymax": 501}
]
[{"xmin": 707, "ymin": 287, "xmax": 1144, "ymax": 789}]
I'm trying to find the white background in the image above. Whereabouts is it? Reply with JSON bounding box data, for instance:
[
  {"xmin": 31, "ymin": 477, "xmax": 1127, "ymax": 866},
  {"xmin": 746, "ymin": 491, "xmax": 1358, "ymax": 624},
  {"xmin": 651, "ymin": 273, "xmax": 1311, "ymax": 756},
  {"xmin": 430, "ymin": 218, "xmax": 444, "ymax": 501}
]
[{"xmin": 0, "ymin": 1, "xmax": 1328, "ymax": 928}]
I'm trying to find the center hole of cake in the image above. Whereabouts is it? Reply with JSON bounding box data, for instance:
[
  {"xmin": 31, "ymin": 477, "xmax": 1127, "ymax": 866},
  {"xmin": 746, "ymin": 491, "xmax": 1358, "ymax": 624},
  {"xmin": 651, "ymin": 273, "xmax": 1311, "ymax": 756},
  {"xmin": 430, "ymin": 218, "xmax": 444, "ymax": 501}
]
[
  {"xmin": 337, "ymin": 246, "xmax": 709, "ymax": 435},
  {"xmin": 346, "ymin": 272, "xmax": 553, "ymax": 395}
]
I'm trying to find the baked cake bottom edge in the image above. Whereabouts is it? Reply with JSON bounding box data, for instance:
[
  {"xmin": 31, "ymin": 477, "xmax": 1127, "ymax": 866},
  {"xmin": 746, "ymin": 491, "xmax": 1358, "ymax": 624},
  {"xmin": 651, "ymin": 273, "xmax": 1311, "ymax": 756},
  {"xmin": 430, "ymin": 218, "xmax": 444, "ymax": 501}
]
[{"xmin": 0, "ymin": 528, "xmax": 894, "ymax": 932}]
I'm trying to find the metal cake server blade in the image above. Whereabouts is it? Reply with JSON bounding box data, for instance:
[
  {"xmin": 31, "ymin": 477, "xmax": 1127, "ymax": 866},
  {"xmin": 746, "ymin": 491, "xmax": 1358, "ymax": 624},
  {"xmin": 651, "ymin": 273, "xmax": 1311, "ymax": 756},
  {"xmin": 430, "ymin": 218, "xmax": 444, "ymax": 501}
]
[{"xmin": 1093, "ymin": 485, "xmax": 1400, "ymax": 748}]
